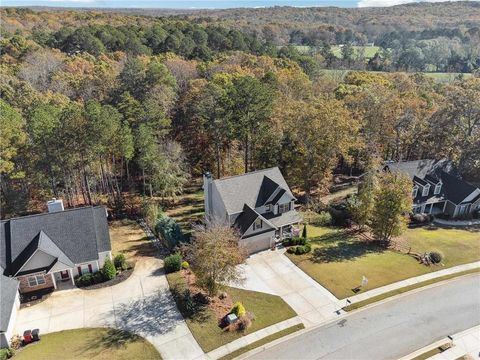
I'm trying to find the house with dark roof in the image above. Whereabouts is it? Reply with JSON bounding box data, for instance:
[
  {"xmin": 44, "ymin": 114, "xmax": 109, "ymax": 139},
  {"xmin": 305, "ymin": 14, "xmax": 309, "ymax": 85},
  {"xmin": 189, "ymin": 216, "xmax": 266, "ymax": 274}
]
[
  {"xmin": 203, "ymin": 167, "xmax": 302, "ymax": 253},
  {"xmin": 0, "ymin": 199, "xmax": 112, "ymax": 297},
  {"xmin": 384, "ymin": 159, "xmax": 480, "ymax": 218}
]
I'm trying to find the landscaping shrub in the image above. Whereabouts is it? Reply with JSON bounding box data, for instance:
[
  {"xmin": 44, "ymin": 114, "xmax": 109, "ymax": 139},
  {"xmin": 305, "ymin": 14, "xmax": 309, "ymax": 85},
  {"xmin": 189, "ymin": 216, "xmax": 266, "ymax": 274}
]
[
  {"xmin": 164, "ymin": 253, "xmax": 183, "ymax": 273},
  {"xmin": 302, "ymin": 225, "xmax": 307, "ymax": 238},
  {"xmin": 304, "ymin": 243, "xmax": 312, "ymax": 253},
  {"xmin": 102, "ymin": 258, "xmax": 117, "ymax": 280},
  {"xmin": 429, "ymin": 251, "xmax": 443, "ymax": 264},
  {"xmin": 314, "ymin": 211, "xmax": 333, "ymax": 226},
  {"xmin": 114, "ymin": 254, "xmax": 128, "ymax": 270},
  {"xmin": 93, "ymin": 271, "xmax": 104, "ymax": 284},
  {"xmin": 181, "ymin": 261, "xmax": 190, "ymax": 270},
  {"xmin": 9, "ymin": 336, "xmax": 21, "ymax": 350},
  {"xmin": 75, "ymin": 273, "xmax": 94, "ymax": 286},
  {"xmin": 328, "ymin": 204, "xmax": 351, "ymax": 227},
  {"xmin": 411, "ymin": 213, "xmax": 433, "ymax": 224},
  {"xmin": 286, "ymin": 247, "xmax": 295, "ymax": 254},
  {"xmin": 231, "ymin": 302, "xmax": 246, "ymax": 318},
  {"xmin": 0, "ymin": 348, "xmax": 13, "ymax": 360},
  {"xmin": 155, "ymin": 215, "xmax": 184, "ymax": 248},
  {"xmin": 295, "ymin": 246, "xmax": 306, "ymax": 255}
]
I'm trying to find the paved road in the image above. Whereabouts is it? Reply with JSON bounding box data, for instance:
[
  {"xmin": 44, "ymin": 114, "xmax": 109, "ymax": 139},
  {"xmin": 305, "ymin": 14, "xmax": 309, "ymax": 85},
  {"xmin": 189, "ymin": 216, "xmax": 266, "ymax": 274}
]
[{"xmin": 247, "ymin": 274, "xmax": 480, "ymax": 360}]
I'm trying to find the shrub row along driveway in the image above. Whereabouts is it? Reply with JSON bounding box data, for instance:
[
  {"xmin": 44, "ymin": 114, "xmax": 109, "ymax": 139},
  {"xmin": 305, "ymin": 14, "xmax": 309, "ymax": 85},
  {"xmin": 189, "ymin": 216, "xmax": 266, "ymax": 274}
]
[{"xmin": 14, "ymin": 257, "xmax": 204, "ymax": 360}]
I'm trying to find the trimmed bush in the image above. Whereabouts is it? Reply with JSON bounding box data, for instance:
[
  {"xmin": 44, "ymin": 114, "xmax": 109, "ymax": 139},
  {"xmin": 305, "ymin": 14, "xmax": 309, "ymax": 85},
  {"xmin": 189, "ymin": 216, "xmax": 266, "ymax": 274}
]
[
  {"xmin": 0, "ymin": 348, "xmax": 13, "ymax": 360},
  {"xmin": 231, "ymin": 302, "xmax": 246, "ymax": 318},
  {"xmin": 93, "ymin": 271, "xmax": 104, "ymax": 284},
  {"xmin": 102, "ymin": 258, "xmax": 117, "ymax": 280},
  {"xmin": 429, "ymin": 251, "xmax": 443, "ymax": 264},
  {"xmin": 114, "ymin": 253, "xmax": 128, "ymax": 270},
  {"xmin": 314, "ymin": 211, "xmax": 332, "ymax": 226},
  {"xmin": 164, "ymin": 253, "xmax": 183, "ymax": 273},
  {"xmin": 286, "ymin": 247, "xmax": 296, "ymax": 254},
  {"xmin": 155, "ymin": 215, "xmax": 184, "ymax": 248},
  {"xmin": 181, "ymin": 261, "xmax": 190, "ymax": 269},
  {"xmin": 304, "ymin": 243, "xmax": 312, "ymax": 253},
  {"xmin": 302, "ymin": 225, "xmax": 307, "ymax": 238},
  {"xmin": 295, "ymin": 246, "xmax": 305, "ymax": 255},
  {"xmin": 75, "ymin": 273, "xmax": 94, "ymax": 286}
]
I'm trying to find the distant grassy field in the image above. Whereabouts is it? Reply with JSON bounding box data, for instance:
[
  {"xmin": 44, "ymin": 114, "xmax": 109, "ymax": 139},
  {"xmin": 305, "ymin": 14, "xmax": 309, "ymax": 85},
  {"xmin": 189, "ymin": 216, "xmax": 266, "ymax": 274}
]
[
  {"xmin": 291, "ymin": 45, "xmax": 380, "ymax": 59},
  {"xmin": 318, "ymin": 68, "xmax": 472, "ymax": 83}
]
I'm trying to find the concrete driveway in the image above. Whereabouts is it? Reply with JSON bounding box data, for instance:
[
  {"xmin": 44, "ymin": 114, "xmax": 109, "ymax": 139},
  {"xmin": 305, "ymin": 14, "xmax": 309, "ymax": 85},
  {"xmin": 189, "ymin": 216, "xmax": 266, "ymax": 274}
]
[
  {"xmin": 234, "ymin": 250, "xmax": 343, "ymax": 327},
  {"xmin": 14, "ymin": 257, "xmax": 204, "ymax": 360}
]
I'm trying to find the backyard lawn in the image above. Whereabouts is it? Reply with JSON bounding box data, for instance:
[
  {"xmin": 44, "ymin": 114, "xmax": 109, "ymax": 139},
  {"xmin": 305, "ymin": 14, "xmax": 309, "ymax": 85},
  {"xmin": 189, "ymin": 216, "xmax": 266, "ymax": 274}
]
[
  {"xmin": 167, "ymin": 272, "xmax": 297, "ymax": 352},
  {"xmin": 164, "ymin": 188, "xmax": 204, "ymax": 236},
  {"xmin": 286, "ymin": 225, "xmax": 480, "ymax": 299},
  {"xmin": 14, "ymin": 328, "xmax": 161, "ymax": 360},
  {"xmin": 110, "ymin": 219, "xmax": 157, "ymax": 263}
]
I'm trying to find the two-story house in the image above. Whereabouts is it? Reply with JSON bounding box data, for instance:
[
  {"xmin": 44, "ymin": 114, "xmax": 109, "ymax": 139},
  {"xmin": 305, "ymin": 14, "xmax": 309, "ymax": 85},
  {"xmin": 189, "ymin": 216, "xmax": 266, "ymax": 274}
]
[
  {"xmin": 203, "ymin": 167, "xmax": 302, "ymax": 254},
  {"xmin": 384, "ymin": 159, "xmax": 480, "ymax": 218}
]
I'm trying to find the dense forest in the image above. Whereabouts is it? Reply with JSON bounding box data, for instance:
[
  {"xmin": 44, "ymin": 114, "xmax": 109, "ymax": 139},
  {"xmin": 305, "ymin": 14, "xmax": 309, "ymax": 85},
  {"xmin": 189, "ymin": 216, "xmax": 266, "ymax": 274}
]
[{"xmin": 0, "ymin": 7, "xmax": 479, "ymax": 218}]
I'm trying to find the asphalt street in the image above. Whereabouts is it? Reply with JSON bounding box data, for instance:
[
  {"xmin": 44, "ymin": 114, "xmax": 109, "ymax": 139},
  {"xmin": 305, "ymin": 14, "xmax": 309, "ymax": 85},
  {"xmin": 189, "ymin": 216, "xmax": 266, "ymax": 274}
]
[{"xmin": 247, "ymin": 274, "xmax": 480, "ymax": 360}]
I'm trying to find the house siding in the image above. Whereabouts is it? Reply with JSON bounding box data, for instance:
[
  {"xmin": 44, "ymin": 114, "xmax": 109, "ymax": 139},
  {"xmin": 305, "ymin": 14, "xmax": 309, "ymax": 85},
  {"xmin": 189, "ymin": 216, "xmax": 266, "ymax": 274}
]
[
  {"xmin": 97, "ymin": 251, "xmax": 112, "ymax": 268},
  {"xmin": 17, "ymin": 271, "xmax": 54, "ymax": 294}
]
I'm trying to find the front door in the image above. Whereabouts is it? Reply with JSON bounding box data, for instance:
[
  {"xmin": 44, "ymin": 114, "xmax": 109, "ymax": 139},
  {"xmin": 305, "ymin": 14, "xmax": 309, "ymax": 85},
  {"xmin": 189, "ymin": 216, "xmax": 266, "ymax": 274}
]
[{"xmin": 60, "ymin": 270, "xmax": 70, "ymax": 280}]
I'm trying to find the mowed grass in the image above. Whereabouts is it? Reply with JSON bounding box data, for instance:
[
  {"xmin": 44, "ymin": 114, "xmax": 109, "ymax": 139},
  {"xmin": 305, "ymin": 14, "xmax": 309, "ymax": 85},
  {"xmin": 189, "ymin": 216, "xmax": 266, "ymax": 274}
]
[
  {"xmin": 14, "ymin": 328, "xmax": 162, "ymax": 360},
  {"xmin": 164, "ymin": 189, "xmax": 204, "ymax": 236},
  {"xmin": 109, "ymin": 219, "xmax": 157, "ymax": 263},
  {"xmin": 286, "ymin": 225, "xmax": 480, "ymax": 299},
  {"xmin": 166, "ymin": 272, "xmax": 297, "ymax": 352}
]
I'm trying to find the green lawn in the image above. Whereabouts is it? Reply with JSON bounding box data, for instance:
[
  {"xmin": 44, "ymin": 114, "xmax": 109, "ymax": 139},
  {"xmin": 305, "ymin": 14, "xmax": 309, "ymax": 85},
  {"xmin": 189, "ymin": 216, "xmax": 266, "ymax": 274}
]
[
  {"xmin": 286, "ymin": 225, "xmax": 480, "ymax": 299},
  {"xmin": 14, "ymin": 328, "xmax": 161, "ymax": 360},
  {"xmin": 166, "ymin": 272, "xmax": 297, "ymax": 352}
]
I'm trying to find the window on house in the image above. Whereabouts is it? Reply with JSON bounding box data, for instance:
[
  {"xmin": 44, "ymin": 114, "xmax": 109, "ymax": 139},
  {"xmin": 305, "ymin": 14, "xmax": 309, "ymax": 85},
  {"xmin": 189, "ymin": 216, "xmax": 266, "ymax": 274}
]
[
  {"xmin": 253, "ymin": 218, "xmax": 263, "ymax": 231},
  {"xmin": 28, "ymin": 274, "xmax": 46, "ymax": 287},
  {"xmin": 412, "ymin": 186, "xmax": 418, "ymax": 198},
  {"xmin": 278, "ymin": 203, "xmax": 290, "ymax": 213},
  {"xmin": 422, "ymin": 185, "xmax": 430, "ymax": 197},
  {"xmin": 434, "ymin": 183, "xmax": 442, "ymax": 195},
  {"xmin": 265, "ymin": 204, "xmax": 272, "ymax": 212}
]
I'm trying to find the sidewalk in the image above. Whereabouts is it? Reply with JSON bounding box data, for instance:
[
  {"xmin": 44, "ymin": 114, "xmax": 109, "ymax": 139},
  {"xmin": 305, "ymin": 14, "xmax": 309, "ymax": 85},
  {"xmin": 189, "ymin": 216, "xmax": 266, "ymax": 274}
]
[
  {"xmin": 341, "ymin": 261, "xmax": 480, "ymax": 306},
  {"xmin": 204, "ymin": 316, "xmax": 303, "ymax": 360},
  {"xmin": 401, "ymin": 326, "xmax": 480, "ymax": 360}
]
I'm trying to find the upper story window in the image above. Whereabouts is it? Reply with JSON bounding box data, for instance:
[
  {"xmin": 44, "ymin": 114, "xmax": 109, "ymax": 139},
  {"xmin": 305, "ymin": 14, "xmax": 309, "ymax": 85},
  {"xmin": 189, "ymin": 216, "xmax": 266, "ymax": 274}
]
[
  {"xmin": 265, "ymin": 204, "xmax": 272, "ymax": 212},
  {"xmin": 253, "ymin": 218, "xmax": 263, "ymax": 231},
  {"xmin": 278, "ymin": 203, "xmax": 290, "ymax": 214},
  {"xmin": 28, "ymin": 274, "xmax": 46, "ymax": 287},
  {"xmin": 412, "ymin": 186, "xmax": 418, "ymax": 198},
  {"xmin": 434, "ymin": 183, "xmax": 442, "ymax": 195},
  {"xmin": 422, "ymin": 184, "xmax": 430, "ymax": 197}
]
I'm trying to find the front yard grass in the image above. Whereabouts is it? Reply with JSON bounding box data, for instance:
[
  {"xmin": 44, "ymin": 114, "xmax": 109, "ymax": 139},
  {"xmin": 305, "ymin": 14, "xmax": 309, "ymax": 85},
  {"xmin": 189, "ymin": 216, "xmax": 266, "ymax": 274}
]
[
  {"xmin": 286, "ymin": 225, "xmax": 480, "ymax": 299},
  {"xmin": 166, "ymin": 272, "xmax": 297, "ymax": 353},
  {"xmin": 110, "ymin": 219, "xmax": 157, "ymax": 263},
  {"xmin": 14, "ymin": 328, "xmax": 161, "ymax": 360}
]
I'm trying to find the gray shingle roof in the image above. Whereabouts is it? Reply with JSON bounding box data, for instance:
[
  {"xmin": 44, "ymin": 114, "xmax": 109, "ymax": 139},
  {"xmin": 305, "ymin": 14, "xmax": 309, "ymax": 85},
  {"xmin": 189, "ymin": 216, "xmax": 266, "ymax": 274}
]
[
  {"xmin": 214, "ymin": 167, "xmax": 294, "ymax": 214},
  {"xmin": 385, "ymin": 159, "xmax": 453, "ymax": 179},
  {"xmin": 0, "ymin": 273, "xmax": 18, "ymax": 332},
  {"xmin": 440, "ymin": 171, "xmax": 478, "ymax": 204},
  {"xmin": 1, "ymin": 206, "xmax": 111, "ymax": 276}
]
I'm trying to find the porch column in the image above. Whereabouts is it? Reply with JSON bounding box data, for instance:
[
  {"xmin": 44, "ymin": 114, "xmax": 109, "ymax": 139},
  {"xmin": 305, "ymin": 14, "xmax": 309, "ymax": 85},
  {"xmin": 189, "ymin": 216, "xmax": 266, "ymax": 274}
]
[
  {"xmin": 51, "ymin": 273, "xmax": 57, "ymax": 290},
  {"xmin": 69, "ymin": 268, "xmax": 75, "ymax": 285},
  {"xmin": 443, "ymin": 201, "xmax": 447, "ymax": 212}
]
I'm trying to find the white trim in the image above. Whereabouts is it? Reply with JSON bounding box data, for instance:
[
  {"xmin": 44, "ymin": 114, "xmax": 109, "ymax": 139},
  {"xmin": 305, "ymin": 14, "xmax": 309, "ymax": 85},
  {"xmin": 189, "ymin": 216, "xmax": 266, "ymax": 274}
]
[
  {"xmin": 434, "ymin": 183, "xmax": 442, "ymax": 195},
  {"xmin": 422, "ymin": 184, "xmax": 430, "ymax": 197},
  {"xmin": 13, "ymin": 249, "xmax": 41, "ymax": 276}
]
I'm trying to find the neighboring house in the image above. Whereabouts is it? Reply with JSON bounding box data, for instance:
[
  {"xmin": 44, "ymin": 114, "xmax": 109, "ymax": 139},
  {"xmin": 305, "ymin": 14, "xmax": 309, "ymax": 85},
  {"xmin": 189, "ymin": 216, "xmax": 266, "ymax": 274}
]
[
  {"xmin": 203, "ymin": 167, "xmax": 302, "ymax": 254},
  {"xmin": 0, "ymin": 199, "xmax": 112, "ymax": 298},
  {"xmin": 384, "ymin": 159, "xmax": 480, "ymax": 218},
  {"xmin": 0, "ymin": 272, "xmax": 20, "ymax": 348}
]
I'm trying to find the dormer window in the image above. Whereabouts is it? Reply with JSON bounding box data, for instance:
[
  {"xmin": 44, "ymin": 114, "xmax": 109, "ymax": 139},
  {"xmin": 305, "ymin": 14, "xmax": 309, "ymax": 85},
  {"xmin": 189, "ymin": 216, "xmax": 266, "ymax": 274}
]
[
  {"xmin": 422, "ymin": 184, "xmax": 430, "ymax": 197},
  {"xmin": 278, "ymin": 203, "xmax": 290, "ymax": 214},
  {"xmin": 434, "ymin": 183, "xmax": 442, "ymax": 195},
  {"xmin": 253, "ymin": 218, "xmax": 263, "ymax": 231},
  {"xmin": 412, "ymin": 186, "xmax": 418, "ymax": 198},
  {"xmin": 265, "ymin": 204, "xmax": 272, "ymax": 212}
]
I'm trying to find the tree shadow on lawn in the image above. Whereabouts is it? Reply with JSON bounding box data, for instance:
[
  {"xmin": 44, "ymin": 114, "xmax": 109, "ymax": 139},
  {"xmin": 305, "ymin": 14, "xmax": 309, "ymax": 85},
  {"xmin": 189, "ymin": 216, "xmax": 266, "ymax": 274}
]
[
  {"xmin": 87, "ymin": 328, "xmax": 142, "ymax": 351},
  {"xmin": 309, "ymin": 228, "xmax": 358, "ymax": 244},
  {"xmin": 310, "ymin": 241, "xmax": 385, "ymax": 263}
]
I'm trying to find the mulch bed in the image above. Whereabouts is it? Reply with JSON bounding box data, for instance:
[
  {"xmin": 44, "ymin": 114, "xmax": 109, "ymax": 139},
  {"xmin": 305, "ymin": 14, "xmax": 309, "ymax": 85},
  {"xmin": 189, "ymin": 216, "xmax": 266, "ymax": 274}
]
[
  {"xmin": 79, "ymin": 266, "xmax": 135, "ymax": 290},
  {"xmin": 180, "ymin": 270, "xmax": 234, "ymax": 323},
  {"xmin": 20, "ymin": 288, "xmax": 54, "ymax": 308}
]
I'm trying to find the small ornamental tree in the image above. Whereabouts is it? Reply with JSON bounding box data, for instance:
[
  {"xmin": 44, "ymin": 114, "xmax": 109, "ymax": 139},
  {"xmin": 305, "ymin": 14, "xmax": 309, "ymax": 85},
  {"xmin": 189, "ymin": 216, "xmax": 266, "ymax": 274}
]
[
  {"xmin": 185, "ymin": 220, "xmax": 247, "ymax": 296},
  {"xmin": 114, "ymin": 253, "xmax": 128, "ymax": 270},
  {"xmin": 370, "ymin": 172, "xmax": 412, "ymax": 243},
  {"xmin": 302, "ymin": 224, "xmax": 307, "ymax": 238},
  {"xmin": 102, "ymin": 258, "xmax": 117, "ymax": 280}
]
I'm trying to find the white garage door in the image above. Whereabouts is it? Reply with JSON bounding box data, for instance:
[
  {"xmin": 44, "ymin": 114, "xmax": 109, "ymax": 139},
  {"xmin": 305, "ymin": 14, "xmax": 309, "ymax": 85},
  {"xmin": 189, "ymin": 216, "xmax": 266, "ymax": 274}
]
[{"xmin": 241, "ymin": 232, "xmax": 273, "ymax": 254}]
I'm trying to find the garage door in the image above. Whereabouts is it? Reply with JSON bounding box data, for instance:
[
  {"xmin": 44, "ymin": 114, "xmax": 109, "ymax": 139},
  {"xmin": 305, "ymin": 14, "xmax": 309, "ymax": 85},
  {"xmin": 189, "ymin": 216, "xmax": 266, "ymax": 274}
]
[{"xmin": 241, "ymin": 233, "xmax": 273, "ymax": 254}]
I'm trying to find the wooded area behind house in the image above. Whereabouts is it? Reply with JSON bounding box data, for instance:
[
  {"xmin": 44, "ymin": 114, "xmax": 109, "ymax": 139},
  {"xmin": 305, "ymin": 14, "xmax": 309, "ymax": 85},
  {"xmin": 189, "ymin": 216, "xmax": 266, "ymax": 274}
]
[{"xmin": 0, "ymin": 5, "xmax": 479, "ymax": 218}]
